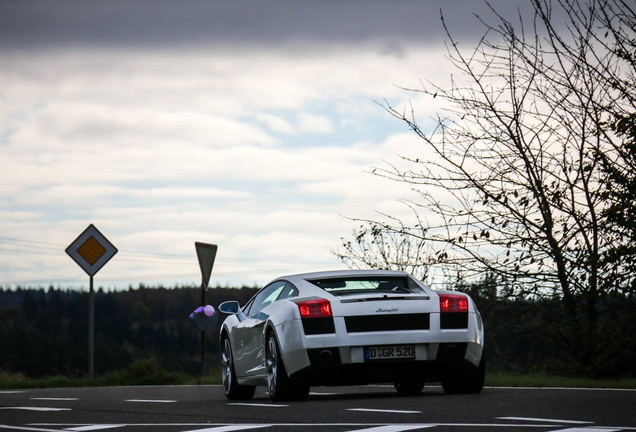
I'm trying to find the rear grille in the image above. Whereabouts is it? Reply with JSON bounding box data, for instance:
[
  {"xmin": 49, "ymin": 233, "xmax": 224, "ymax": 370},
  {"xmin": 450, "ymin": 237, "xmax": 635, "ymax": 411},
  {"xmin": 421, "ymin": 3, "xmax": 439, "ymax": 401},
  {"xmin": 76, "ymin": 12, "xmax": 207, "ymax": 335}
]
[
  {"xmin": 302, "ymin": 317, "xmax": 336, "ymax": 335},
  {"xmin": 345, "ymin": 313, "xmax": 430, "ymax": 333},
  {"xmin": 440, "ymin": 312, "xmax": 468, "ymax": 329}
]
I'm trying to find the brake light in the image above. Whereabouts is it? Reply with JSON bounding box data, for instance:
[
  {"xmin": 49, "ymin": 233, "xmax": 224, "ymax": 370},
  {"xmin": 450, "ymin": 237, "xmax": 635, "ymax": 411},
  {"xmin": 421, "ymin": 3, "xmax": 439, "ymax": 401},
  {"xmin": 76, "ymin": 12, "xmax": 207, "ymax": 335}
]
[
  {"xmin": 297, "ymin": 299, "xmax": 332, "ymax": 318},
  {"xmin": 439, "ymin": 293, "xmax": 468, "ymax": 313}
]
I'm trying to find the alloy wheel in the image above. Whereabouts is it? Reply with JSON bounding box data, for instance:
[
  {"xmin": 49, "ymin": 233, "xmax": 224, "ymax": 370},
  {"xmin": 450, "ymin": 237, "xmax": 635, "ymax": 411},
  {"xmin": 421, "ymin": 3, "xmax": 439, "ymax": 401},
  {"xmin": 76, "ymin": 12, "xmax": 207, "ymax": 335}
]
[
  {"xmin": 222, "ymin": 338, "xmax": 233, "ymax": 395},
  {"xmin": 266, "ymin": 334, "xmax": 278, "ymax": 395}
]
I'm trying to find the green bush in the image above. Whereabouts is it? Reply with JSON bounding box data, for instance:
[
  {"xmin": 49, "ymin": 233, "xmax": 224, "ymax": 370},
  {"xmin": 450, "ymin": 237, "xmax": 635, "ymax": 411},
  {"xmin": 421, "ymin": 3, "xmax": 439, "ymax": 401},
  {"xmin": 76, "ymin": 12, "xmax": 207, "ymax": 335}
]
[{"xmin": 95, "ymin": 357, "xmax": 188, "ymax": 386}]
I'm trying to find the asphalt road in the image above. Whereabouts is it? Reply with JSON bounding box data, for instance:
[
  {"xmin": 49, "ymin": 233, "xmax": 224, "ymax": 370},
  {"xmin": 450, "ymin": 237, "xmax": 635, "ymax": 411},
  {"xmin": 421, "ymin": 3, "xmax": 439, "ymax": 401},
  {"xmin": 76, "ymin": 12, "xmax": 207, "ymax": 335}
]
[{"xmin": 1, "ymin": 384, "xmax": 634, "ymax": 432}]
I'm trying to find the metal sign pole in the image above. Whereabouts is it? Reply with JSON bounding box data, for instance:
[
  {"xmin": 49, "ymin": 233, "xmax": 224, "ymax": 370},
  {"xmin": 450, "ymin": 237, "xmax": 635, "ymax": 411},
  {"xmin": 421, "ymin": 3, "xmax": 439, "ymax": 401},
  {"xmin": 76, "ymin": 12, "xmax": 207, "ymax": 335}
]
[
  {"xmin": 89, "ymin": 275, "xmax": 94, "ymax": 378},
  {"xmin": 66, "ymin": 224, "xmax": 117, "ymax": 378},
  {"xmin": 194, "ymin": 242, "xmax": 218, "ymax": 379},
  {"xmin": 200, "ymin": 284, "xmax": 206, "ymax": 377}
]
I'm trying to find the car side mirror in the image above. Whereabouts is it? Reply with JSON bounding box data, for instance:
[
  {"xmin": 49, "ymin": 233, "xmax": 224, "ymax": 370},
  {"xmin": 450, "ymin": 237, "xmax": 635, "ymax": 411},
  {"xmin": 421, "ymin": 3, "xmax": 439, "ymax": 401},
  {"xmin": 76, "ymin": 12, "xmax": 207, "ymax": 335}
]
[{"xmin": 219, "ymin": 300, "xmax": 246, "ymax": 321}]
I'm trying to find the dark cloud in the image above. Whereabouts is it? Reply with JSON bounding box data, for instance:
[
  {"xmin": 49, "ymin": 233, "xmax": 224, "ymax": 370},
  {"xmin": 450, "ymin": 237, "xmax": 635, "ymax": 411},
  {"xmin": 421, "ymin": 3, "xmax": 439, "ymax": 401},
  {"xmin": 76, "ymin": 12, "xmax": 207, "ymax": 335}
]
[{"xmin": 0, "ymin": 0, "xmax": 532, "ymax": 50}]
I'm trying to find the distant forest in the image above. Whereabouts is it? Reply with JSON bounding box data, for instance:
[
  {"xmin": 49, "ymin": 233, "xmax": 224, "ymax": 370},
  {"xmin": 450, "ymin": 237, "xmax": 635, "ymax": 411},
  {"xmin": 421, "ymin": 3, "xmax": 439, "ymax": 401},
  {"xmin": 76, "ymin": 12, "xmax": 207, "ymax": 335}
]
[
  {"xmin": 1, "ymin": 284, "xmax": 634, "ymax": 379},
  {"xmin": 0, "ymin": 285, "xmax": 258, "ymax": 377}
]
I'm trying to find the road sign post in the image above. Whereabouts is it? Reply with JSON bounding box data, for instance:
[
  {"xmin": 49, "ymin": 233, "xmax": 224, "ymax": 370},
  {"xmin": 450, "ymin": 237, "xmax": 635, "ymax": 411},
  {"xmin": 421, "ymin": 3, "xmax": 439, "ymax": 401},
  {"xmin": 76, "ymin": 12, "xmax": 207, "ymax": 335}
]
[
  {"xmin": 195, "ymin": 242, "xmax": 218, "ymax": 377},
  {"xmin": 66, "ymin": 224, "xmax": 117, "ymax": 378}
]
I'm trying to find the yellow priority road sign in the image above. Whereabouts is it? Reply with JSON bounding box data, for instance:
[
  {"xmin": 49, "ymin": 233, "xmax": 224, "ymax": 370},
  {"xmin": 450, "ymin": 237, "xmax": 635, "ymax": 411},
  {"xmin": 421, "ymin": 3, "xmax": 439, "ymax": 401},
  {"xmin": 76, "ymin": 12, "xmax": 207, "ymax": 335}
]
[{"xmin": 66, "ymin": 224, "xmax": 118, "ymax": 276}]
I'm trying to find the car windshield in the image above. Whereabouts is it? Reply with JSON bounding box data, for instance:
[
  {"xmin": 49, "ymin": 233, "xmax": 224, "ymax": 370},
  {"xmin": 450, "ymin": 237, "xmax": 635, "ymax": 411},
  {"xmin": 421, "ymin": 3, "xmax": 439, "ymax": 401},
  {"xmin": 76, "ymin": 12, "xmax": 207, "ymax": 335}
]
[{"xmin": 307, "ymin": 276, "xmax": 425, "ymax": 296}]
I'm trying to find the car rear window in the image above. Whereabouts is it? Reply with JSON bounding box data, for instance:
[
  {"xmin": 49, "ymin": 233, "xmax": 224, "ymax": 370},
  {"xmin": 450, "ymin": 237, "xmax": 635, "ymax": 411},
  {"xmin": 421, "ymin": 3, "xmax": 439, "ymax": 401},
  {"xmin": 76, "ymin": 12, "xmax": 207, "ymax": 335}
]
[{"xmin": 307, "ymin": 276, "xmax": 425, "ymax": 296}]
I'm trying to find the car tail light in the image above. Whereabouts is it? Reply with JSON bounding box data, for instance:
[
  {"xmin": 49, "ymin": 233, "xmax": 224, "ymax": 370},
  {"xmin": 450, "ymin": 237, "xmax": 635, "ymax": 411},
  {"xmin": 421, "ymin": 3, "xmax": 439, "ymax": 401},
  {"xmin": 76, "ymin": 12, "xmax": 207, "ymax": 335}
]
[
  {"xmin": 297, "ymin": 299, "xmax": 332, "ymax": 318},
  {"xmin": 439, "ymin": 293, "xmax": 468, "ymax": 313}
]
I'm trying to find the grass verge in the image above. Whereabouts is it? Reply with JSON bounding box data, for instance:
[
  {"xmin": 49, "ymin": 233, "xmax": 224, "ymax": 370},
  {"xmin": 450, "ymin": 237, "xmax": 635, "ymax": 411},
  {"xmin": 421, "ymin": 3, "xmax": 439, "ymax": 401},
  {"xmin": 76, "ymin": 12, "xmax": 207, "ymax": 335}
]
[
  {"xmin": 1, "ymin": 362, "xmax": 634, "ymax": 390},
  {"xmin": 485, "ymin": 371, "xmax": 636, "ymax": 389},
  {"xmin": 0, "ymin": 358, "xmax": 222, "ymax": 389}
]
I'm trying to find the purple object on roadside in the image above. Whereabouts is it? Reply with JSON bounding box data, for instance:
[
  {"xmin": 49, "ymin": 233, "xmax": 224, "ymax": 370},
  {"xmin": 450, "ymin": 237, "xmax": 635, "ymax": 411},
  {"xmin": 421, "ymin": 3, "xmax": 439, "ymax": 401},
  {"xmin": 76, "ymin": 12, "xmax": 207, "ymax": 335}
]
[
  {"xmin": 189, "ymin": 306, "xmax": 205, "ymax": 319},
  {"xmin": 189, "ymin": 304, "xmax": 218, "ymax": 331}
]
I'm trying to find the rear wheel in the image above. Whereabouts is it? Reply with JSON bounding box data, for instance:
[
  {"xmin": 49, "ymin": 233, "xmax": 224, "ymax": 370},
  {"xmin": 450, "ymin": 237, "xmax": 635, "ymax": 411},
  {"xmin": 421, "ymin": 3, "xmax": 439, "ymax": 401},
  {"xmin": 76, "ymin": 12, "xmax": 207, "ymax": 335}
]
[
  {"xmin": 221, "ymin": 337, "xmax": 256, "ymax": 400},
  {"xmin": 442, "ymin": 356, "xmax": 485, "ymax": 395},
  {"xmin": 266, "ymin": 332, "xmax": 309, "ymax": 401}
]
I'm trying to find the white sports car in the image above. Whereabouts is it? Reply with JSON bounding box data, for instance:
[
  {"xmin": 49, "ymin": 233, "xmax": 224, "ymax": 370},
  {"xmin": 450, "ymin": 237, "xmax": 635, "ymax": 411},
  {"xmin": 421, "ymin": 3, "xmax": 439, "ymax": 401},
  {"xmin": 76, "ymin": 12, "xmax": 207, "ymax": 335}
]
[{"xmin": 218, "ymin": 270, "xmax": 485, "ymax": 401}]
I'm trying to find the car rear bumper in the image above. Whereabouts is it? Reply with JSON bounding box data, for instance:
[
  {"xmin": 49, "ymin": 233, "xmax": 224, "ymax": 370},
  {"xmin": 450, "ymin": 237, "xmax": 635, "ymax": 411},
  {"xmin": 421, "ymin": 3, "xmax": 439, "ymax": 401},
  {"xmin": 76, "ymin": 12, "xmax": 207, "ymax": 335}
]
[
  {"xmin": 289, "ymin": 342, "xmax": 482, "ymax": 385},
  {"xmin": 276, "ymin": 312, "xmax": 484, "ymax": 377}
]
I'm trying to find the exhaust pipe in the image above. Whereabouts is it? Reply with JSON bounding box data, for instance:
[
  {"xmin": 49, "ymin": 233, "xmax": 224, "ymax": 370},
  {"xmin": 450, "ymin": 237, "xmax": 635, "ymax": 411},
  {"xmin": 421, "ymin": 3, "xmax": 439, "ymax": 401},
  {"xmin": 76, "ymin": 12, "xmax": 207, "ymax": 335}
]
[
  {"xmin": 445, "ymin": 345, "xmax": 457, "ymax": 358},
  {"xmin": 319, "ymin": 349, "xmax": 334, "ymax": 363}
]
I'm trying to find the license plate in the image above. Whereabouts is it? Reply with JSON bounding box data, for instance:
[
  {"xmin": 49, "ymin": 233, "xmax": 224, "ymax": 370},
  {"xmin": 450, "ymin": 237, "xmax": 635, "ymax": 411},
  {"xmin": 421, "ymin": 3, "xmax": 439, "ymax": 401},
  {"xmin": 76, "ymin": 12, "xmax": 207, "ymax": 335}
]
[{"xmin": 364, "ymin": 345, "xmax": 415, "ymax": 361}]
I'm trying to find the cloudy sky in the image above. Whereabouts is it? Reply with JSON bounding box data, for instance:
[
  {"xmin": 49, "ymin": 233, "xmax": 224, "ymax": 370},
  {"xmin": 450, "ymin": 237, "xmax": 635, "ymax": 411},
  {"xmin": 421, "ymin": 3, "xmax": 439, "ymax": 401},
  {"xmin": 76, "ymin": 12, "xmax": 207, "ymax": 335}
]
[{"xmin": 0, "ymin": 0, "xmax": 531, "ymax": 290}]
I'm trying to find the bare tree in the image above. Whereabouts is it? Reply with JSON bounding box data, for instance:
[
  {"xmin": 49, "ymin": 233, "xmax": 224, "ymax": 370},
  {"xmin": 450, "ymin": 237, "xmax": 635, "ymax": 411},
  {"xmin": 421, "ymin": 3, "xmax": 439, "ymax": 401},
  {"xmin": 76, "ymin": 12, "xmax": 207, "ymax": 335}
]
[
  {"xmin": 336, "ymin": 210, "xmax": 432, "ymax": 281},
  {"xmin": 594, "ymin": 0, "xmax": 636, "ymax": 295},
  {"xmin": 337, "ymin": 0, "xmax": 635, "ymax": 375}
]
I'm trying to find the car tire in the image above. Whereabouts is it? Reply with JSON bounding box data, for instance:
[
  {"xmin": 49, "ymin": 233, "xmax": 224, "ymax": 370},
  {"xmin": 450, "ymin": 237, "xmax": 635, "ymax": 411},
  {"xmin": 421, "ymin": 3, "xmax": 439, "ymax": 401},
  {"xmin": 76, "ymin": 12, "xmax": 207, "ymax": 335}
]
[
  {"xmin": 221, "ymin": 336, "xmax": 256, "ymax": 400},
  {"xmin": 442, "ymin": 356, "xmax": 485, "ymax": 395},
  {"xmin": 266, "ymin": 331, "xmax": 309, "ymax": 401},
  {"xmin": 394, "ymin": 377, "xmax": 425, "ymax": 395}
]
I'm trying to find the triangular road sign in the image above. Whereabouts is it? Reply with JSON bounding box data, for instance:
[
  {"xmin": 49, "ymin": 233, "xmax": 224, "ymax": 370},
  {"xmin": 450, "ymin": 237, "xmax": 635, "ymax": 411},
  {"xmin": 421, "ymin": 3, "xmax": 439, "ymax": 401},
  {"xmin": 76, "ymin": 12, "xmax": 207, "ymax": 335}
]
[{"xmin": 195, "ymin": 242, "xmax": 218, "ymax": 289}]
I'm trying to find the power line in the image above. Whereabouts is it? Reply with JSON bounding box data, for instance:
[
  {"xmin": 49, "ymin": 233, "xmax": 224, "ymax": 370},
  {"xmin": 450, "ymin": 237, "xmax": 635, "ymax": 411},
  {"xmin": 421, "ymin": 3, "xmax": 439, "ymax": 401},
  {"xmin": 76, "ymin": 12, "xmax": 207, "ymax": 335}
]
[{"xmin": 0, "ymin": 236, "xmax": 336, "ymax": 266}]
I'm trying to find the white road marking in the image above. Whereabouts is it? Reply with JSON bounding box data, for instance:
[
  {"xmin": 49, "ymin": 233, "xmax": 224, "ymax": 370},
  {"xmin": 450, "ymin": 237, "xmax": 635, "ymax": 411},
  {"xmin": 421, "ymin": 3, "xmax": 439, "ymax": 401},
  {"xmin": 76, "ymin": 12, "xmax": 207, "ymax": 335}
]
[
  {"xmin": 124, "ymin": 399, "xmax": 177, "ymax": 403},
  {"xmin": 25, "ymin": 423, "xmax": 636, "ymax": 431},
  {"xmin": 550, "ymin": 428, "xmax": 624, "ymax": 432},
  {"xmin": 31, "ymin": 397, "xmax": 78, "ymax": 401},
  {"xmin": 0, "ymin": 425, "xmax": 64, "ymax": 432},
  {"xmin": 489, "ymin": 386, "xmax": 636, "ymax": 392},
  {"xmin": 436, "ymin": 424, "xmax": 606, "ymax": 429},
  {"xmin": 498, "ymin": 417, "xmax": 593, "ymax": 424},
  {"xmin": 0, "ymin": 390, "xmax": 27, "ymax": 394},
  {"xmin": 0, "ymin": 407, "xmax": 71, "ymax": 411},
  {"xmin": 347, "ymin": 408, "xmax": 421, "ymax": 414},
  {"xmin": 63, "ymin": 426, "xmax": 125, "ymax": 431},
  {"xmin": 181, "ymin": 426, "xmax": 272, "ymax": 432},
  {"xmin": 345, "ymin": 426, "xmax": 435, "ymax": 431},
  {"xmin": 226, "ymin": 402, "xmax": 289, "ymax": 408},
  {"xmin": 309, "ymin": 391, "xmax": 339, "ymax": 396}
]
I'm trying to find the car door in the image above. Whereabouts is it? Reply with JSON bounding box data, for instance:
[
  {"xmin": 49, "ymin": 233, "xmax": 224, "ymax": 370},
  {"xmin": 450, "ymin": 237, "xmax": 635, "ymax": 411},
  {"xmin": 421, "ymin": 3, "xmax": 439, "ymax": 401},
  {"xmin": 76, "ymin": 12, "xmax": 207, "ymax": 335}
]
[{"xmin": 233, "ymin": 281, "xmax": 287, "ymax": 378}]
